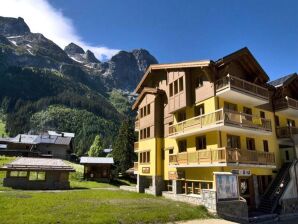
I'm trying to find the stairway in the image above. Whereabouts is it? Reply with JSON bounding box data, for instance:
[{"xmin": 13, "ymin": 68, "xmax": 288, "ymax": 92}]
[{"xmin": 258, "ymin": 162, "xmax": 292, "ymax": 214}]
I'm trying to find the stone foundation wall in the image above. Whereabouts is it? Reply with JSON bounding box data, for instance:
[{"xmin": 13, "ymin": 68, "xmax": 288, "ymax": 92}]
[
  {"xmin": 162, "ymin": 189, "xmax": 216, "ymax": 211},
  {"xmin": 216, "ymin": 200, "xmax": 249, "ymax": 223},
  {"xmin": 281, "ymin": 198, "xmax": 298, "ymax": 214}
]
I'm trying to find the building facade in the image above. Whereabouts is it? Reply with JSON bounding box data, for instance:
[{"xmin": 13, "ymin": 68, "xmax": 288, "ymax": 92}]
[{"xmin": 132, "ymin": 48, "xmax": 298, "ymax": 216}]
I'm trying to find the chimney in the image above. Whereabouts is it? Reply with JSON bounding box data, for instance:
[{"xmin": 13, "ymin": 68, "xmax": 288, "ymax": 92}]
[
  {"xmin": 19, "ymin": 135, "xmax": 22, "ymax": 142},
  {"xmin": 62, "ymin": 133, "xmax": 64, "ymax": 137}
]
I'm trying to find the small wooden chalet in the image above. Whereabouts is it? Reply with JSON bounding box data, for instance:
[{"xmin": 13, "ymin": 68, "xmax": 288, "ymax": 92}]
[
  {"xmin": 0, "ymin": 157, "xmax": 75, "ymax": 190},
  {"xmin": 80, "ymin": 157, "xmax": 114, "ymax": 181}
]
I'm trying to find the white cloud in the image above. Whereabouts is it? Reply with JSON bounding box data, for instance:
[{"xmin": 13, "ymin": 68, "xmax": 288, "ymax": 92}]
[{"xmin": 0, "ymin": 0, "xmax": 119, "ymax": 60}]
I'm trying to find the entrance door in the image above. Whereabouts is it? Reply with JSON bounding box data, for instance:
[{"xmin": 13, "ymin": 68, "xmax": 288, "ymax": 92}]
[
  {"xmin": 238, "ymin": 176, "xmax": 255, "ymax": 209},
  {"xmin": 282, "ymin": 147, "xmax": 294, "ymax": 163}
]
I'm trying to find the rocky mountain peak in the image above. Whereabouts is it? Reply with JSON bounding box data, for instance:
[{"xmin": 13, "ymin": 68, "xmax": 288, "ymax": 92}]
[
  {"xmin": 84, "ymin": 50, "xmax": 100, "ymax": 63},
  {"xmin": 132, "ymin": 48, "xmax": 158, "ymax": 71},
  {"xmin": 64, "ymin": 42, "xmax": 85, "ymax": 55},
  {"xmin": 0, "ymin": 16, "xmax": 30, "ymax": 36}
]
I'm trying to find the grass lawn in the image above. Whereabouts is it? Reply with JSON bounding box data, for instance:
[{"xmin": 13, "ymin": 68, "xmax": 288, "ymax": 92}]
[
  {"xmin": 0, "ymin": 119, "xmax": 7, "ymax": 137},
  {"xmin": 0, "ymin": 156, "xmax": 135, "ymax": 190},
  {"xmin": 0, "ymin": 189, "xmax": 213, "ymax": 224}
]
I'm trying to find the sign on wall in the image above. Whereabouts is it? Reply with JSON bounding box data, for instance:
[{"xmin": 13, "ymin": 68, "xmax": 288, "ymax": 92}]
[
  {"xmin": 231, "ymin": 169, "xmax": 251, "ymax": 176},
  {"xmin": 142, "ymin": 167, "xmax": 150, "ymax": 174},
  {"xmin": 215, "ymin": 173, "xmax": 239, "ymax": 201}
]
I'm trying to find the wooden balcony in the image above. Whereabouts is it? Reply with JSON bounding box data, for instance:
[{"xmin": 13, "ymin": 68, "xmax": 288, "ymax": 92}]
[
  {"xmin": 275, "ymin": 96, "xmax": 298, "ymax": 118},
  {"xmin": 216, "ymin": 75, "xmax": 269, "ymax": 106},
  {"xmin": 134, "ymin": 142, "xmax": 139, "ymax": 151},
  {"xmin": 134, "ymin": 162, "xmax": 138, "ymax": 171},
  {"xmin": 276, "ymin": 126, "xmax": 298, "ymax": 138},
  {"xmin": 169, "ymin": 148, "xmax": 275, "ymax": 167},
  {"xmin": 168, "ymin": 109, "xmax": 272, "ymax": 138}
]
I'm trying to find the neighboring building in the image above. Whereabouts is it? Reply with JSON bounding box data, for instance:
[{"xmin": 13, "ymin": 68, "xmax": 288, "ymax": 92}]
[
  {"xmin": 80, "ymin": 157, "xmax": 114, "ymax": 181},
  {"xmin": 0, "ymin": 131, "xmax": 74, "ymax": 159},
  {"xmin": 0, "ymin": 157, "xmax": 75, "ymax": 190},
  {"xmin": 132, "ymin": 47, "xmax": 298, "ymax": 220}
]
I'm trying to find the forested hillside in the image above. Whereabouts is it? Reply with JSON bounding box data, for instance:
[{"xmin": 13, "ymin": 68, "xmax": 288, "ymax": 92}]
[{"xmin": 0, "ymin": 16, "xmax": 158, "ymax": 155}]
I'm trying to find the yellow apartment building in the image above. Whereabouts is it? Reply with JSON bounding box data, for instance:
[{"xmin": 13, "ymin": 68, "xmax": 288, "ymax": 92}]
[{"xmin": 132, "ymin": 48, "xmax": 298, "ymax": 218}]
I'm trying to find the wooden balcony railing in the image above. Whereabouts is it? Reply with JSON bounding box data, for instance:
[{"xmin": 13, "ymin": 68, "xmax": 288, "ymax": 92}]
[
  {"xmin": 275, "ymin": 96, "xmax": 298, "ymax": 111},
  {"xmin": 134, "ymin": 142, "xmax": 139, "ymax": 151},
  {"xmin": 276, "ymin": 126, "xmax": 298, "ymax": 138},
  {"xmin": 169, "ymin": 148, "xmax": 275, "ymax": 166},
  {"xmin": 215, "ymin": 75, "xmax": 269, "ymax": 100},
  {"xmin": 169, "ymin": 109, "xmax": 272, "ymax": 136},
  {"xmin": 134, "ymin": 162, "xmax": 138, "ymax": 171}
]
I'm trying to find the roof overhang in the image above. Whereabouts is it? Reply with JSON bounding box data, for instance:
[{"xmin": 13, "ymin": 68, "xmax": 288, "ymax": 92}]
[
  {"xmin": 215, "ymin": 47, "xmax": 269, "ymax": 83},
  {"xmin": 134, "ymin": 60, "xmax": 211, "ymax": 94},
  {"xmin": 132, "ymin": 87, "xmax": 165, "ymax": 110}
]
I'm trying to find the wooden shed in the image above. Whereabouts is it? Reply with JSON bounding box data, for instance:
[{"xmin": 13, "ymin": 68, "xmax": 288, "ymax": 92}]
[
  {"xmin": 0, "ymin": 157, "xmax": 75, "ymax": 190},
  {"xmin": 80, "ymin": 157, "xmax": 114, "ymax": 181}
]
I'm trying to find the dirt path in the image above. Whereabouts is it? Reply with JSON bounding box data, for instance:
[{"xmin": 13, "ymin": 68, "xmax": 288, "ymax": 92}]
[{"xmin": 171, "ymin": 219, "xmax": 237, "ymax": 224}]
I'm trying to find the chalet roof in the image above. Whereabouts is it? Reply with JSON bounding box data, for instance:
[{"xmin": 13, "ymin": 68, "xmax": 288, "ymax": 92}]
[
  {"xmin": 134, "ymin": 60, "xmax": 211, "ymax": 93},
  {"xmin": 48, "ymin": 131, "xmax": 75, "ymax": 138},
  {"xmin": 268, "ymin": 73, "xmax": 297, "ymax": 87},
  {"xmin": 80, "ymin": 157, "xmax": 114, "ymax": 164},
  {"xmin": 2, "ymin": 134, "xmax": 72, "ymax": 146},
  {"xmin": 215, "ymin": 47, "xmax": 269, "ymax": 83},
  {"xmin": 0, "ymin": 157, "xmax": 75, "ymax": 171},
  {"xmin": 132, "ymin": 87, "xmax": 164, "ymax": 110}
]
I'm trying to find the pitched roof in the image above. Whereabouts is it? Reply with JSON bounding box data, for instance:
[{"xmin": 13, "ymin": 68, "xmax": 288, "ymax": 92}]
[
  {"xmin": 134, "ymin": 60, "xmax": 211, "ymax": 93},
  {"xmin": 80, "ymin": 157, "xmax": 114, "ymax": 164},
  {"xmin": 0, "ymin": 157, "xmax": 75, "ymax": 171},
  {"xmin": 268, "ymin": 73, "xmax": 297, "ymax": 87},
  {"xmin": 2, "ymin": 134, "xmax": 72, "ymax": 146},
  {"xmin": 132, "ymin": 87, "xmax": 164, "ymax": 110}
]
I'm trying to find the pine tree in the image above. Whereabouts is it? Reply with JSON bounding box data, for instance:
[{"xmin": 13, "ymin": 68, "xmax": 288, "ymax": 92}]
[
  {"xmin": 112, "ymin": 119, "xmax": 136, "ymax": 174},
  {"xmin": 88, "ymin": 135, "xmax": 104, "ymax": 157}
]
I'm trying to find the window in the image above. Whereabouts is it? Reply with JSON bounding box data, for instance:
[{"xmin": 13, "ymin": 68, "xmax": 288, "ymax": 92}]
[
  {"xmin": 179, "ymin": 77, "xmax": 184, "ymax": 92},
  {"xmin": 140, "ymin": 151, "xmax": 150, "ymax": 163},
  {"xmin": 275, "ymin": 115, "xmax": 280, "ymax": 127},
  {"xmin": 146, "ymin": 127, "xmax": 150, "ymax": 138},
  {"xmin": 143, "ymin": 106, "xmax": 147, "ymax": 116},
  {"xmin": 224, "ymin": 102, "xmax": 237, "ymax": 112},
  {"xmin": 9, "ymin": 171, "xmax": 27, "ymax": 177},
  {"xmin": 246, "ymin": 138, "xmax": 255, "ymax": 151},
  {"xmin": 140, "ymin": 108, "xmax": 143, "ymax": 118},
  {"xmin": 177, "ymin": 111, "xmax": 186, "ymax": 122},
  {"xmin": 147, "ymin": 104, "xmax": 150, "ymax": 115},
  {"xmin": 287, "ymin": 119, "xmax": 296, "ymax": 127},
  {"xmin": 29, "ymin": 172, "xmax": 45, "ymax": 181},
  {"xmin": 196, "ymin": 75, "xmax": 207, "ymax": 88},
  {"xmin": 169, "ymin": 83, "xmax": 173, "ymax": 97},
  {"xmin": 196, "ymin": 136, "xmax": 206, "ymax": 150},
  {"xmin": 243, "ymin": 107, "xmax": 252, "ymax": 115},
  {"xmin": 174, "ymin": 80, "xmax": 178, "ymax": 94},
  {"xmin": 263, "ymin": 140, "xmax": 269, "ymax": 152},
  {"xmin": 178, "ymin": 140, "xmax": 187, "ymax": 152},
  {"xmin": 260, "ymin": 111, "xmax": 265, "ymax": 119},
  {"xmin": 227, "ymin": 135, "xmax": 241, "ymax": 149},
  {"xmin": 169, "ymin": 149, "xmax": 174, "ymax": 154},
  {"xmin": 195, "ymin": 104, "xmax": 205, "ymax": 116}
]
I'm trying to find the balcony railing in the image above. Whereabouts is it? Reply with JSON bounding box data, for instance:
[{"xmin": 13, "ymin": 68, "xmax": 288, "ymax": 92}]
[
  {"xmin": 134, "ymin": 162, "xmax": 138, "ymax": 171},
  {"xmin": 169, "ymin": 109, "xmax": 272, "ymax": 136},
  {"xmin": 169, "ymin": 148, "xmax": 275, "ymax": 166},
  {"xmin": 135, "ymin": 119, "xmax": 140, "ymax": 131},
  {"xmin": 134, "ymin": 142, "xmax": 139, "ymax": 151},
  {"xmin": 276, "ymin": 126, "xmax": 298, "ymax": 138},
  {"xmin": 215, "ymin": 75, "xmax": 269, "ymax": 100},
  {"xmin": 275, "ymin": 96, "xmax": 298, "ymax": 111}
]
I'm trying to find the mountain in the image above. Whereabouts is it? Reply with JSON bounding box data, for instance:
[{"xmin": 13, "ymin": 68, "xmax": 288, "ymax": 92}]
[{"xmin": 0, "ymin": 16, "xmax": 158, "ymax": 155}]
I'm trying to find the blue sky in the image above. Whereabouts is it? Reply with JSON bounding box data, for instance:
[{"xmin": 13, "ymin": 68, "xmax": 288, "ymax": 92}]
[{"xmin": 2, "ymin": 0, "xmax": 297, "ymax": 80}]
